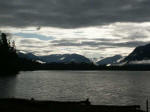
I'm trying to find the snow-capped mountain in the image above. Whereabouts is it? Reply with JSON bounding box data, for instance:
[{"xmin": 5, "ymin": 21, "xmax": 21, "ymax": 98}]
[
  {"xmin": 18, "ymin": 52, "xmax": 92, "ymax": 64},
  {"xmin": 39, "ymin": 54, "xmax": 92, "ymax": 63},
  {"xmin": 97, "ymin": 55, "xmax": 122, "ymax": 65},
  {"xmin": 122, "ymin": 43, "xmax": 150, "ymax": 63}
]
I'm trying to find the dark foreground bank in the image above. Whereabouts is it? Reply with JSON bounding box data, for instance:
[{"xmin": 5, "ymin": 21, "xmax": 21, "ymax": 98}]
[{"xmin": 0, "ymin": 98, "xmax": 145, "ymax": 112}]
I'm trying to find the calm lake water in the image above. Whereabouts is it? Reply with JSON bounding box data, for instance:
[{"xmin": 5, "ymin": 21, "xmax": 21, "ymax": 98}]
[{"xmin": 0, "ymin": 71, "xmax": 150, "ymax": 108}]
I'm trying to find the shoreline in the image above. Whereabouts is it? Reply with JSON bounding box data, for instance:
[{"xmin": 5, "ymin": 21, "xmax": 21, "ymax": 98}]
[{"xmin": 0, "ymin": 98, "xmax": 145, "ymax": 112}]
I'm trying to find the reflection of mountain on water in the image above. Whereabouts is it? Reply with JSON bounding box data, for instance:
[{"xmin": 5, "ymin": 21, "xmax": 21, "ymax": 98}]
[{"xmin": 0, "ymin": 76, "xmax": 17, "ymax": 98}]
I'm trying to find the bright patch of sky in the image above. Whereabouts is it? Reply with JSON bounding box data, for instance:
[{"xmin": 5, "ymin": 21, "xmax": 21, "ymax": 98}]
[{"xmin": 14, "ymin": 33, "xmax": 54, "ymax": 40}]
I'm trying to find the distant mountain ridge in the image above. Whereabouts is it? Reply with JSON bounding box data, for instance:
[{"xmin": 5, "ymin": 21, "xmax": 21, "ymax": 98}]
[
  {"xmin": 39, "ymin": 54, "xmax": 92, "ymax": 63},
  {"xmin": 18, "ymin": 52, "xmax": 39, "ymax": 61},
  {"xmin": 18, "ymin": 52, "xmax": 92, "ymax": 64}
]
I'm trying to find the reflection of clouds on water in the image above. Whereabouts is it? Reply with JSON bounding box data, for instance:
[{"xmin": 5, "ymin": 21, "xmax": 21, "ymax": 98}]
[{"xmin": 0, "ymin": 76, "xmax": 17, "ymax": 98}]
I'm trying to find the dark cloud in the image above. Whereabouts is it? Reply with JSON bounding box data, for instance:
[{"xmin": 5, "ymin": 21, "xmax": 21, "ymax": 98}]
[
  {"xmin": 0, "ymin": 0, "xmax": 150, "ymax": 28},
  {"xmin": 91, "ymin": 38, "xmax": 120, "ymax": 42},
  {"xmin": 112, "ymin": 23, "xmax": 150, "ymax": 40},
  {"xmin": 123, "ymin": 32, "xmax": 148, "ymax": 40},
  {"xmin": 51, "ymin": 38, "xmax": 150, "ymax": 48}
]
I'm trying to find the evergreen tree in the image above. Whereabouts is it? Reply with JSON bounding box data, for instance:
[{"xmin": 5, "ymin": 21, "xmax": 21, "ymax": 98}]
[{"xmin": 0, "ymin": 33, "xmax": 19, "ymax": 74}]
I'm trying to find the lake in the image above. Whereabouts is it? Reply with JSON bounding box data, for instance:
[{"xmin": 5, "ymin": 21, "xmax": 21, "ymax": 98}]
[{"xmin": 0, "ymin": 71, "xmax": 150, "ymax": 109}]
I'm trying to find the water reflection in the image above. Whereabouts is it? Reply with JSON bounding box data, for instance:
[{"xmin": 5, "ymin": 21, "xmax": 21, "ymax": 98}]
[
  {"xmin": 0, "ymin": 71, "xmax": 150, "ymax": 110},
  {"xmin": 0, "ymin": 75, "xmax": 17, "ymax": 98}
]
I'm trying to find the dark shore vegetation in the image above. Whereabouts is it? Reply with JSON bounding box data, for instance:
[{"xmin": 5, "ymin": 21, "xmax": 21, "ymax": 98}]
[{"xmin": 0, "ymin": 98, "xmax": 144, "ymax": 112}]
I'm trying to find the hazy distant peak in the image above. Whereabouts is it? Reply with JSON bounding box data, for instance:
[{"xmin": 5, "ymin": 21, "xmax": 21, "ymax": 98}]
[{"xmin": 97, "ymin": 55, "xmax": 122, "ymax": 65}]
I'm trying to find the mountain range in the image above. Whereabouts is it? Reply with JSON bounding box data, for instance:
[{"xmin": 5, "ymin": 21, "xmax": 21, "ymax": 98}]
[
  {"xmin": 18, "ymin": 43, "xmax": 150, "ymax": 65},
  {"xmin": 18, "ymin": 52, "xmax": 92, "ymax": 64}
]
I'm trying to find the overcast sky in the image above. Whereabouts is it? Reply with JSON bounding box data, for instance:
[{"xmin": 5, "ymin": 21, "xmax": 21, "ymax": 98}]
[{"xmin": 1, "ymin": 0, "xmax": 150, "ymax": 58}]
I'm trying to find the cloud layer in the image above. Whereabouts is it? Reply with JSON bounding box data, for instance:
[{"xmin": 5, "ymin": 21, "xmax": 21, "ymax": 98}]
[
  {"xmin": 3, "ymin": 22, "xmax": 148, "ymax": 58},
  {"xmin": 1, "ymin": 0, "xmax": 150, "ymax": 28},
  {"xmin": 1, "ymin": 0, "xmax": 150, "ymax": 58}
]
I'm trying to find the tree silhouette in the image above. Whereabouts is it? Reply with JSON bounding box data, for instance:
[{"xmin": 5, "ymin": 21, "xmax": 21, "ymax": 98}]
[{"xmin": 0, "ymin": 33, "xmax": 19, "ymax": 74}]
